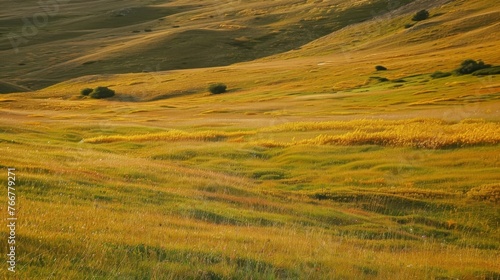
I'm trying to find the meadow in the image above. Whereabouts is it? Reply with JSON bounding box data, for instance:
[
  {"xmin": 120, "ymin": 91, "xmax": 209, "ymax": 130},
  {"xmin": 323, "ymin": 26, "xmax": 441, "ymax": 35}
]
[
  {"xmin": 1, "ymin": 73, "xmax": 499, "ymax": 279},
  {"xmin": 1, "ymin": 0, "xmax": 499, "ymax": 279}
]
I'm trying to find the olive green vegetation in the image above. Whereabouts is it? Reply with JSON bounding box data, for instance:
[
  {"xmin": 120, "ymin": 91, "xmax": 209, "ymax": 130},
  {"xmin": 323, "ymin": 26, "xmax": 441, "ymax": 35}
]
[
  {"xmin": 430, "ymin": 71, "xmax": 452, "ymax": 79},
  {"xmin": 456, "ymin": 59, "xmax": 492, "ymax": 75},
  {"xmin": 473, "ymin": 66, "xmax": 500, "ymax": 76},
  {"xmin": 0, "ymin": 0, "xmax": 499, "ymax": 279},
  {"xmin": 412, "ymin": 10, "xmax": 430, "ymax": 22},
  {"xmin": 208, "ymin": 83, "xmax": 228, "ymax": 94},
  {"xmin": 89, "ymin": 86, "xmax": 115, "ymax": 99},
  {"xmin": 80, "ymin": 88, "xmax": 93, "ymax": 96}
]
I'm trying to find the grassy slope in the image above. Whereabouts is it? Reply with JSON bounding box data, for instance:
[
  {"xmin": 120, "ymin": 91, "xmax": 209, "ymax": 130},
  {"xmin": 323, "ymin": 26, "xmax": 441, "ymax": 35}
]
[
  {"xmin": 1, "ymin": 0, "xmax": 499, "ymax": 279},
  {"xmin": 0, "ymin": 0, "xmax": 415, "ymax": 90}
]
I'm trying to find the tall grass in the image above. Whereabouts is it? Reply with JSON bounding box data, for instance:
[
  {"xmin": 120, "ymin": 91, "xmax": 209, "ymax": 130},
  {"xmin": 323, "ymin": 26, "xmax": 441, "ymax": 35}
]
[
  {"xmin": 257, "ymin": 119, "xmax": 500, "ymax": 149},
  {"xmin": 297, "ymin": 121, "xmax": 500, "ymax": 148},
  {"xmin": 85, "ymin": 119, "xmax": 500, "ymax": 149},
  {"xmin": 2, "ymin": 118, "xmax": 499, "ymax": 279},
  {"xmin": 85, "ymin": 130, "xmax": 255, "ymax": 143}
]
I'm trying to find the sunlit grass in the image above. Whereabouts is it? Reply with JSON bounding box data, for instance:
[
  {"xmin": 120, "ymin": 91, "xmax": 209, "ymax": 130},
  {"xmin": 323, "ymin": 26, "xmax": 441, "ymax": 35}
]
[
  {"xmin": 0, "ymin": 0, "xmax": 499, "ymax": 277},
  {"xmin": 85, "ymin": 118, "xmax": 500, "ymax": 149},
  {"xmin": 292, "ymin": 119, "xmax": 500, "ymax": 148},
  {"xmin": 2, "ymin": 116, "xmax": 498, "ymax": 278},
  {"xmin": 84, "ymin": 130, "xmax": 255, "ymax": 144}
]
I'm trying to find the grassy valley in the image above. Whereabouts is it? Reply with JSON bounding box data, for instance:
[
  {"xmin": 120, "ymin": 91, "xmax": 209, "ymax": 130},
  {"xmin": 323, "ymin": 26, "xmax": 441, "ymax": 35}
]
[{"xmin": 0, "ymin": 0, "xmax": 499, "ymax": 279}]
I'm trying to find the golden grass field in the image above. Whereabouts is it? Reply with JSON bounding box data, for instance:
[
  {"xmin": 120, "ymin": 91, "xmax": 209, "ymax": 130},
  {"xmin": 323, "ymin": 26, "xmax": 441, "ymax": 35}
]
[{"xmin": 0, "ymin": 0, "xmax": 499, "ymax": 279}]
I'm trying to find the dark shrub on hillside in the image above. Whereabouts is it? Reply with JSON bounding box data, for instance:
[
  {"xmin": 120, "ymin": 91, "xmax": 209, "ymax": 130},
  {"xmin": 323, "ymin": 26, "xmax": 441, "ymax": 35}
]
[
  {"xmin": 89, "ymin": 86, "xmax": 115, "ymax": 99},
  {"xmin": 80, "ymin": 88, "xmax": 93, "ymax": 96},
  {"xmin": 375, "ymin": 65, "xmax": 387, "ymax": 71},
  {"xmin": 472, "ymin": 66, "xmax": 500, "ymax": 76},
  {"xmin": 208, "ymin": 83, "xmax": 227, "ymax": 94},
  {"xmin": 412, "ymin": 10, "xmax": 430, "ymax": 21},
  {"xmin": 456, "ymin": 59, "xmax": 491, "ymax": 75},
  {"xmin": 430, "ymin": 71, "xmax": 452, "ymax": 79}
]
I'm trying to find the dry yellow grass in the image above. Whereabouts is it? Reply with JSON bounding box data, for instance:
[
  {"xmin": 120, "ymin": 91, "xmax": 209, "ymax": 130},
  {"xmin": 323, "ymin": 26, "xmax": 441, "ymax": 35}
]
[
  {"xmin": 262, "ymin": 119, "xmax": 448, "ymax": 132},
  {"xmin": 87, "ymin": 119, "xmax": 500, "ymax": 149},
  {"xmin": 84, "ymin": 130, "xmax": 255, "ymax": 144},
  {"xmin": 466, "ymin": 183, "xmax": 500, "ymax": 203},
  {"xmin": 254, "ymin": 119, "xmax": 500, "ymax": 148},
  {"xmin": 295, "ymin": 119, "xmax": 500, "ymax": 148}
]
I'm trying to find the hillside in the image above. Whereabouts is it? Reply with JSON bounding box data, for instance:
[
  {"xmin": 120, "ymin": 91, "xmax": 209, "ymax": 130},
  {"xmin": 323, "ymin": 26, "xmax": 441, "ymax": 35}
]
[
  {"xmin": 0, "ymin": 0, "xmax": 499, "ymax": 279},
  {"xmin": 0, "ymin": 0, "xmax": 459, "ymax": 91}
]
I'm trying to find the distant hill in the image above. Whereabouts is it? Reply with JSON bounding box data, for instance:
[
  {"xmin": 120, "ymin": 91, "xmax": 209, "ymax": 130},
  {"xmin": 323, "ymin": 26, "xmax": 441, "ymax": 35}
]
[
  {"xmin": 0, "ymin": 0, "xmax": 498, "ymax": 91},
  {"xmin": 0, "ymin": 0, "xmax": 421, "ymax": 90}
]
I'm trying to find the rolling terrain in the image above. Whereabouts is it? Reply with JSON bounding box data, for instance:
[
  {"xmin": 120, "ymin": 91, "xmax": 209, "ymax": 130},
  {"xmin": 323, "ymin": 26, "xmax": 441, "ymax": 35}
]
[{"xmin": 0, "ymin": 0, "xmax": 499, "ymax": 279}]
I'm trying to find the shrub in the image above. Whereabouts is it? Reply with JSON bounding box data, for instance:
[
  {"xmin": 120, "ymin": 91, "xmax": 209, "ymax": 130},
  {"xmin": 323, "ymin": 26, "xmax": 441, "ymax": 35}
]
[
  {"xmin": 375, "ymin": 65, "xmax": 387, "ymax": 71},
  {"xmin": 430, "ymin": 71, "xmax": 452, "ymax": 79},
  {"xmin": 80, "ymin": 88, "xmax": 93, "ymax": 96},
  {"xmin": 472, "ymin": 66, "xmax": 500, "ymax": 76},
  {"xmin": 456, "ymin": 59, "xmax": 491, "ymax": 75},
  {"xmin": 208, "ymin": 83, "xmax": 227, "ymax": 94},
  {"xmin": 412, "ymin": 10, "xmax": 429, "ymax": 21},
  {"xmin": 89, "ymin": 86, "xmax": 115, "ymax": 99}
]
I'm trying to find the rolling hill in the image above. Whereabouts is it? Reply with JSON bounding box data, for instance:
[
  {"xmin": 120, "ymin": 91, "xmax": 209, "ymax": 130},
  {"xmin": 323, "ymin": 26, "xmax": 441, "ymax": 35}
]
[
  {"xmin": 0, "ymin": 0, "xmax": 499, "ymax": 279},
  {"xmin": 4, "ymin": 0, "xmax": 498, "ymax": 91}
]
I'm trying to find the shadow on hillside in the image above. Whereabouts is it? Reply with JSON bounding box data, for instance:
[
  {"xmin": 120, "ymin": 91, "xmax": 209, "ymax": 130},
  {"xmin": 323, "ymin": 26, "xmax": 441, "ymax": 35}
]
[
  {"xmin": 0, "ymin": 80, "xmax": 30, "ymax": 94},
  {"xmin": 112, "ymin": 94, "xmax": 141, "ymax": 102},
  {"xmin": 4, "ymin": 0, "xmax": 417, "ymax": 90}
]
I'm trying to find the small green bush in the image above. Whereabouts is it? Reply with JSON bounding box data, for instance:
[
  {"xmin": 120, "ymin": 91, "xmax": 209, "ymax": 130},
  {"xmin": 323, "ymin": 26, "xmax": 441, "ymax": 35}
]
[
  {"xmin": 89, "ymin": 86, "xmax": 115, "ymax": 99},
  {"xmin": 472, "ymin": 66, "xmax": 500, "ymax": 76},
  {"xmin": 412, "ymin": 10, "xmax": 430, "ymax": 21},
  {"xmin": 456, "ymin": 59, "xmax": 491, "ymax": 75},
  {"xmin": 80, "ymin": 88, "xmax": 93, "ymax": 96},
  {"xmin": 430, "ymin": 71, "xmax": 452, "ymax": 79},
  {"xmin": 375, "ymin": 65, "xmax": 387, "ymax": 71},
  {"xmin": 208, "ymin": 83, "xmax": 227, "ymax": 94}
]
